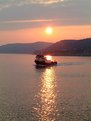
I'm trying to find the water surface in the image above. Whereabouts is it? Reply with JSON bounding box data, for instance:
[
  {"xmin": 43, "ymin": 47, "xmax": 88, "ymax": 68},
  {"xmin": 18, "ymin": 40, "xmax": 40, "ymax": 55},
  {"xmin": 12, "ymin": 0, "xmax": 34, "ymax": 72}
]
[{"xmin": 0, "ymin": 54, "xmax": 91, "ymax": 121}]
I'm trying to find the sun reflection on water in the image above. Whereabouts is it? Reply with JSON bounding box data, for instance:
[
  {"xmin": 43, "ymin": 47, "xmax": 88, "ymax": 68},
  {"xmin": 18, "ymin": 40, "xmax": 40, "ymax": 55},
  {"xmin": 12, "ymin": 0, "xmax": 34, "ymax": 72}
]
[{"xmin": 33, "ymin": 67, "xmax": 58, "ymax": 121}]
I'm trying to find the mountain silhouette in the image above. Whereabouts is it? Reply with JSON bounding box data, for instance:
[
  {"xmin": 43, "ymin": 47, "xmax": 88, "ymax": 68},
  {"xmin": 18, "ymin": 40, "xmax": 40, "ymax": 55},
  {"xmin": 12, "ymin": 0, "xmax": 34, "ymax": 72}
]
[
  {"xmin": 0, "ymin": 42, "xmax": 52, "ymax": 54},
  {"xmin": 39, "ymin": 38, "xmax": 91, "ymax": 56},
  {"xmin": 0, "ymin": 38, "xmax": 91, "ymax": 56}
]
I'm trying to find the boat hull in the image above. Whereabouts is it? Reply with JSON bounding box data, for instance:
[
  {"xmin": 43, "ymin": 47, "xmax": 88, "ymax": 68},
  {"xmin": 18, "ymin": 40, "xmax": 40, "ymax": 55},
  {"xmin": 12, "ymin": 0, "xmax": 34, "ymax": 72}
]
[{"xmin": 35, "ymin": 60, "xmax": 57, "ymax": 67}]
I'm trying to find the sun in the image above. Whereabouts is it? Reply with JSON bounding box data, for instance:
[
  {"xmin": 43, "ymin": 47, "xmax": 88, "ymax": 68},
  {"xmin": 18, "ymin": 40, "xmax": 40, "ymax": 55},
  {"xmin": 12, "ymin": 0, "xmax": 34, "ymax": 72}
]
[{"xmin": 45, "ymin": 27, "xmax": 53, "ymax": 35}]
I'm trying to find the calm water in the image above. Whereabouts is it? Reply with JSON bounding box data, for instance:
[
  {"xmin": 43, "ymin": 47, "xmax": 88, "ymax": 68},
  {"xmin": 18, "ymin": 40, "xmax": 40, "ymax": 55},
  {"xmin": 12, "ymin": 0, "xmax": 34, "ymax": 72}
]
[{"xmin": 0, "ymin": 54, "xmax": 91, "ymax": 121}]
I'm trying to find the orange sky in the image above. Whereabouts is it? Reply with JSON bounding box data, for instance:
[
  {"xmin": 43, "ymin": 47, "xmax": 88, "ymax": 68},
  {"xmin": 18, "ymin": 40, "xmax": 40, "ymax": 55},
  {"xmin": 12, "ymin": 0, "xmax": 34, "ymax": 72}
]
[
  {"xmin": 0, "ymin": 0, "xmax": 91, "ymax": 45},
  {"xmin": 0, "ymin": 25, "xmax": 91, "ymax": 45}
]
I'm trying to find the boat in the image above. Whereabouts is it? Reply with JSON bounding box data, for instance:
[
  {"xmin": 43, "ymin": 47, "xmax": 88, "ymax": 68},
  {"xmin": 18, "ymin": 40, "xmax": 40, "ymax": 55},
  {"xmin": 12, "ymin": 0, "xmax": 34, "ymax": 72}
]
[{"xmin": 35, "ymin": 54, "xmax": 57, "ymax": 67}]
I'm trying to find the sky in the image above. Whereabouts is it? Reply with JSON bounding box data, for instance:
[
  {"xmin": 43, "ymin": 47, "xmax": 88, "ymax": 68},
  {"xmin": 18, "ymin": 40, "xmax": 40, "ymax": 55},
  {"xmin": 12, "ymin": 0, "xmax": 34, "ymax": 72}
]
[{"xmin": 0, "ymin": 0, "xmax": 91, "ymax": 45}]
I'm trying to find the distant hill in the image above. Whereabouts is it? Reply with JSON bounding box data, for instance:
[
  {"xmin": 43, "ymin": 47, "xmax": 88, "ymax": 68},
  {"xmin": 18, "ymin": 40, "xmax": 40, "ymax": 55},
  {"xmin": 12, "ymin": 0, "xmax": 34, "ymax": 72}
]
[
  {"xmin": 0, "ymin": 38, "xmax": 91, "ymax": 56},
  {"xmin": 0, "ymin": 42, "xmax": 52, "ymax": 54},
  {"xmin": 41, "ymin": 38, "xmax": 91, "ymax": 56}
]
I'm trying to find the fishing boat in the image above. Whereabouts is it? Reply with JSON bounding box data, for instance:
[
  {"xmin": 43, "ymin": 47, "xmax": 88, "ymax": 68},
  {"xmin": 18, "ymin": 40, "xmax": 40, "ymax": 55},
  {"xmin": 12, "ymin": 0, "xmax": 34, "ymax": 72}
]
[{"xmin": 35, "ymin": 55, "xmax": 57, "ymax": 67}]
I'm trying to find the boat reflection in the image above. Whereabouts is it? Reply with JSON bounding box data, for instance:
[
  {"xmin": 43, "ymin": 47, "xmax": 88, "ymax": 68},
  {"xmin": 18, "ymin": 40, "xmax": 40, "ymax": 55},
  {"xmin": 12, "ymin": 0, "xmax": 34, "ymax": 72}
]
[{"xmin": 33, "ymin": 67, "xmax": 58, "ymax": 121}]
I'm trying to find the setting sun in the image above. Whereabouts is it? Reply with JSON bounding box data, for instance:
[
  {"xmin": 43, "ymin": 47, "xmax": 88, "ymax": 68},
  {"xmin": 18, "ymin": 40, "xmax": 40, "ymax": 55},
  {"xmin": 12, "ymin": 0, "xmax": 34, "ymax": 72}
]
[{"xmin": 45, "ymin": 27, "xmax": 53, "ymax": 35}]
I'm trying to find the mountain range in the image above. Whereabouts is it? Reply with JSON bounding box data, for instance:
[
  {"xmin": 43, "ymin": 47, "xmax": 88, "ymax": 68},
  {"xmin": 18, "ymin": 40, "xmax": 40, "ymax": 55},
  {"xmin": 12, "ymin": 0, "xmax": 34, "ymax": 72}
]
[
  {"xmin": 0, "ymin": 42, "xmax": 52, "ymax": 54},
  {"xmin": 0, "ymin": 38, "xmax": 91, "ymax": 56},
  {"xmin": 42, "ymin": 38, "xmax": 91, "ymax": 56}
]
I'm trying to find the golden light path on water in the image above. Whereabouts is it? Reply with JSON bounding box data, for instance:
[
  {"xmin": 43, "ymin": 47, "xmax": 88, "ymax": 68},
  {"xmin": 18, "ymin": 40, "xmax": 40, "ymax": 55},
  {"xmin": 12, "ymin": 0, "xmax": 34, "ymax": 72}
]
[{"xmin": 33, "ymin": 67, "xmax": 59, "ymax": 121}]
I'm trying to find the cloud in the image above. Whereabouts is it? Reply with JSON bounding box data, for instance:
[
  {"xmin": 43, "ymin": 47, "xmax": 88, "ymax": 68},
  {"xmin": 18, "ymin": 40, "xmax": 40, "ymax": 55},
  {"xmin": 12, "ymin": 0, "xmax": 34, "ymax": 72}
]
[
  {"xmin": 0, "ymin": 1, "xmax": 12, "ymax": 10},
  {"xmin": 0, "ymin": 19, "xmax": 58, "ymax": 23},
  {"xmin": 30, "ymin": 0, "xmax": 64, "ymax": 4},
  {"xmin": 0, "ymin": 0, "xmax": 91, "ymax": 30},
  {"xmin": 0, "ymin": 0, "xmax": 65, "ymax": 11},
  {"xmin": 0, "ymin": 18, "xmax": 61, "ymax": 30}
]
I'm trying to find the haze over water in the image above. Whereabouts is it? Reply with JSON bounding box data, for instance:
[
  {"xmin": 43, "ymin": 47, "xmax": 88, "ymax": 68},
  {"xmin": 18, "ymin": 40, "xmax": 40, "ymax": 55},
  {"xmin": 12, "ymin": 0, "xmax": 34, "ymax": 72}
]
[{"xmin": 0, "ymin": 54, "xmax": 91, "ymax": 121}]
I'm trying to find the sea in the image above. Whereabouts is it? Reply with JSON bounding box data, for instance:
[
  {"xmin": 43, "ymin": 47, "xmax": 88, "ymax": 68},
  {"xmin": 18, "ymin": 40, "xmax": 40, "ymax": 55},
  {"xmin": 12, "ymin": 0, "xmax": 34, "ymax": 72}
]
[{"xmin": 0, "ymin": 54, "xmax": 91, "ymax": 121}]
